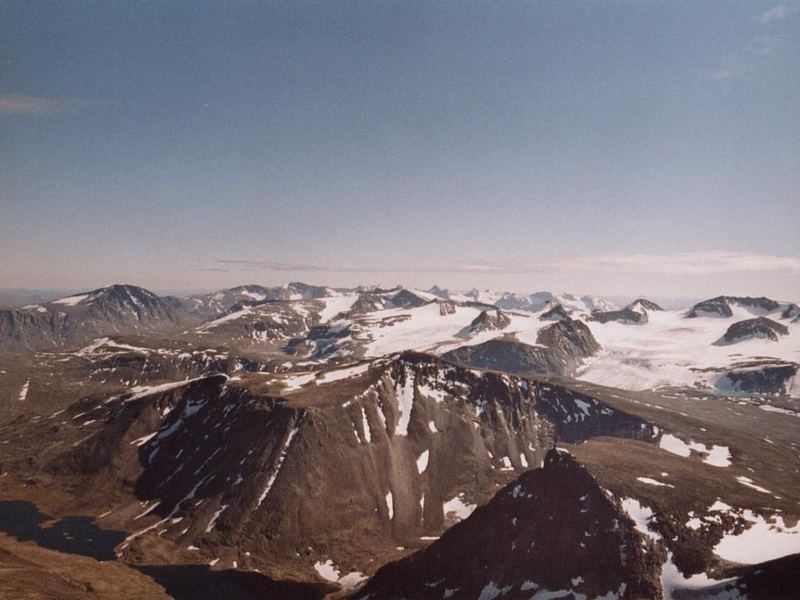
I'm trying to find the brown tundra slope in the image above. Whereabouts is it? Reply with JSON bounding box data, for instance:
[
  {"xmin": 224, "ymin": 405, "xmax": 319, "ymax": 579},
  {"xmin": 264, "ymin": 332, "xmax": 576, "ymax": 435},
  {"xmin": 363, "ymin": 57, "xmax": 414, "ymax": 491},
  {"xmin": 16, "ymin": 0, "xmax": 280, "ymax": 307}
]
[
  {"xmin": 1, "ymin": 348, "xmax": 799, "ymax": 598},
  {"xmin": 0, "ymin": 352, "xmax": 657, "ymax": 586}
]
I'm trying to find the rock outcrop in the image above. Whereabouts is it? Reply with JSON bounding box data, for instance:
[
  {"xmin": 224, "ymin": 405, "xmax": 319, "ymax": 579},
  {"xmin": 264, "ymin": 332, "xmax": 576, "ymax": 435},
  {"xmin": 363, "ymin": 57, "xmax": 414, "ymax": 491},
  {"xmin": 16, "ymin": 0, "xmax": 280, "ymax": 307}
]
[
  {"xmin": 539, "ymin": 303, "xmax": 572, "ymax": 322},
  {"xmin": 715, "ymin": 361, "xmax": 798, "ymax": 395},
  {"xmin": 687, "ymin": 296, "xmax": 782, "ymax": 319},
  {"xmin": 714, "ymin": 317, "xmax": 789, "ymax": 345},
  {"xmin": 459, "ymin": 309, "xmax": 511, "ymax": 337},
  {"xmin": 628, "ymin": 298, "xmax": 663, "ymax": 312},
  {"xmin": 590, "ymin": 306, "xmax": 649, "ymax": 324}
]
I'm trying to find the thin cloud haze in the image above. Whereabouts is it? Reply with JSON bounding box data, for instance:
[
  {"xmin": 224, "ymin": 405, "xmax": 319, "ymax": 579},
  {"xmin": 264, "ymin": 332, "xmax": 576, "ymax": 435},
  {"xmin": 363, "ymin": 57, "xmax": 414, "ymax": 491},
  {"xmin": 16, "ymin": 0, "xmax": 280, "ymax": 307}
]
[
  {"xmin": 711, "ymin": 65, "xmax": 749, "ymax": 81},
  {"xmin": 0, "ymin": 94, "xmax": 101, "ymax": 115},
  {"xmin": 0, "ymin": 94, "xmax": 64, "ymax": 114},
  {"xmin": 760, "ymin": 4, "xmax": 800, "ymax": 23},
  {"xmin": 215, "ymin": 252, "xmax": 800, "ymax": 277},
  {"xmin": 500, "ymin": 252, "xmax": 800, "ymax": 276},
  {"xmin": 749, "ymin": 34, "xmax": 783, "ymax": 55}
]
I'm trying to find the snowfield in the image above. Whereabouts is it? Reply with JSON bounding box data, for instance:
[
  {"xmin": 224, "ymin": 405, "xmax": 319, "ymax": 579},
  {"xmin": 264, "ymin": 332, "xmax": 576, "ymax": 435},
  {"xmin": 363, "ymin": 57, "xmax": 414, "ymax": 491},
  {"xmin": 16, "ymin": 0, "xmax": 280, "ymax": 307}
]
[
  {"xmin": 313, "ymin": 296, "xmax": 799, "ymax": 398},
  {"xmin": 361, "ymin": 303, "xmax": 488, "ymax": 357},
  {"xmin": 260, "ymin": 287, "xmax": 798, "ymax": 399},
  {"xmin": 317, "ymin": 293, "xmax": 360, "ymax": 322},
  {"xmin": 51, "ymin": 293, "xmax": 90, "ymax": 306},
  {"xmin": 713, "ymin": 513, "xmax": 800, "ymax": 564},
  {"xmin": 577, "ymin": 306, "xmax": 800, "ymax": 393}
]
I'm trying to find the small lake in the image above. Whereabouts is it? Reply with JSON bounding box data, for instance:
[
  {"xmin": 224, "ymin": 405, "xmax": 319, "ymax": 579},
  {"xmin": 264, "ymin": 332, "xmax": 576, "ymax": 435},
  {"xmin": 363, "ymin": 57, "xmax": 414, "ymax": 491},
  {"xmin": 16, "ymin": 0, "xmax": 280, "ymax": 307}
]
[
  {"xmin": 139, "ymin": 565, "xmax": 332, "ymax": 600},
  {"xmin": 0, "ymin": 500, "xmax": 331, "ymax": 599},
  {"xmin": 0, "ymin": 500, "xmax": 126, "ymax": 560}
]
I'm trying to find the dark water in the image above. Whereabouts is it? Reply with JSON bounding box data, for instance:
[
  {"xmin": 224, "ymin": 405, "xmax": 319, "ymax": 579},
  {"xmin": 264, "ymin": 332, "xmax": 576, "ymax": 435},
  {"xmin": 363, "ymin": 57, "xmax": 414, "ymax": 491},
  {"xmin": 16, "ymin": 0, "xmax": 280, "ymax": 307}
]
[
  {"xmin": 0, "ymin": 500, "xmax": 331, "ymax": 599},
  {"xmin": 138, "ymin": 565, "xmax": 331, "ymax": 600},
  {"xmin": 0, "ymin": 499, "xmax": 126, "ymax": 560}
]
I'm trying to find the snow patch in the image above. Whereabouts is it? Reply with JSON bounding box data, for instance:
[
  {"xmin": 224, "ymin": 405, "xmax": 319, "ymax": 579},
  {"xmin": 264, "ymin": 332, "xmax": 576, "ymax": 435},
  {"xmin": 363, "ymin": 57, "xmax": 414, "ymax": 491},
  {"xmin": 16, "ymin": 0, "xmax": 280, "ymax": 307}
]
[
  {"xmin": 52, "ymin": 293, "xmax": 89, "ymax": 306},
  {"xmin": 385, "ymin": 492, "xmax": 394, "ymax": 520},
  {"xmin": 636, "ymin": 477, "xmax": 674, "ymax": 488},
  {"xmin": 319, "ymin": 362, "xmax": 370, "ymax": 384},
  {"xmin": 443, "ymin": 494, "xmax": 476, "ymax": 521},
  {"xmin": 478, "ymin": 581, "xmax": 512, "ymax": 600},
  {"xmin": 704, "ymin": 445, "xmax": 732, "ymax": 467},
  {"xmin": 659, "ymin": 434, "xmax": 730, "ymax": 467},
  {"xmin": 394, "ymin": 370, "xmax": 415, "ymax": 436},
  {"xmin": 360, "ymin": 407, "xmax": 371, "ymax": 443},
  {"xmin": 130, "ymin": 432, "xmax": 157, "ymax": 447},
  {"xmin": 313, "ymin": 559, "xmax": 339, "ymax": 582},
  {"xmin": 124, "ymin": 376, "xmax": 212, "ymax": 403},
  {"xmin": 735, "ymin": 476, "xmax": 771, "ymax": 494},
  {"xmin": 759, "ymin": 404, "xmax": 800, "ymax": 417},
  {"xmin": 200, "ymin": 305, "xmax": 254, "ymax": 329},
  {"xmin": 416, "ymin": 449, "xmax": 430, "ymax": 474},
  {"xmin": 685, "ymin": 517, "xmax": 703, "ymax": 530},
  {"xmin": 283, "ymin": 372, "xmax": 316, "ymax": 392},
  {"xmin": 661, "ymin": 551, "xmax": 741, "ymax": 599},
  {"xmin": 205, "ymin": 504, "xmax": 229, "ymax": 532},
  {"xmin": 257, "ymin": 424, "xmax": 301, "ymax": 507},
  {"xmin": 317, "ymin": 294, "xmax": 359, "ymax": 322},
  {"xmin": 620, "ymin": 497, "xmax": 661, "ymax": 542},
  {"xmin": 18, "ymin": 379, "xmax": 29, "ymax": 401},
  {"xmin": 714, "ymin": 514, "xmax": 800, "ymax": 564}
]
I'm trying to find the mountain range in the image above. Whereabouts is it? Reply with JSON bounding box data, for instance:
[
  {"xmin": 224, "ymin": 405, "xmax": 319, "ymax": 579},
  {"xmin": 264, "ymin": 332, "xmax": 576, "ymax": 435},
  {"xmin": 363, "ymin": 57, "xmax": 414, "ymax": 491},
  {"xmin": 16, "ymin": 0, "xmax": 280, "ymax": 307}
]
[{"xmin": 0, "ymin": 281, "xmax": 799, "ymax": 599}]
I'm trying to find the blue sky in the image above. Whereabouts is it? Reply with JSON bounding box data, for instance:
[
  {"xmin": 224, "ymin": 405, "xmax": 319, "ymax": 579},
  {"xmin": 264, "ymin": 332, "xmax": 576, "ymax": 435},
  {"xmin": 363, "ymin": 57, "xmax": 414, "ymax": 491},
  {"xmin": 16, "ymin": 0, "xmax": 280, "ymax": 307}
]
[{"xmin": 1, "ymin": 1, "xmax": 798, "ymax": 297}]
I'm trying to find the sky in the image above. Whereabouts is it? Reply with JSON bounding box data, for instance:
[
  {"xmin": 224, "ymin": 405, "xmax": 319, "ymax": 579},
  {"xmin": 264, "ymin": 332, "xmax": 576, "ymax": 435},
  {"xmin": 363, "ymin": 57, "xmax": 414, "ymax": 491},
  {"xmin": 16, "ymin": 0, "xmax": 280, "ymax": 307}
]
[{"xmin": 1, "ymin": 1, "xmax": 799, "ymax": 299}]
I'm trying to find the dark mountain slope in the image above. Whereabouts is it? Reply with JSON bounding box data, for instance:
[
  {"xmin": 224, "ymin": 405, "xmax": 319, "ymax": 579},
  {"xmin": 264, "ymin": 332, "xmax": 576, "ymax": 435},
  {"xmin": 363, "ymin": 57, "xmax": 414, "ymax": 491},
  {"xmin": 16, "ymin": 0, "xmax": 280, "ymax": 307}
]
[
  {"xmin": 0, "ymin": 352, "xmax": 657, "ymax": 589},
  {"xmin": 687, "ymin": 296, "xmax": 786, "ymax": 319},
  {"xmin": 352, "ymin": 448, "xmax": 662, "ymax": 600},
  {"xmin": 443, "ymin": 318, "xmax": 600, "ymax": 377},
  {"xmin": 714, "ymin": 316, "xmax": 789, "ymax": 345},
  {"xmin": 0, "ymin": 284, "xmax": 192, "ymax": 352}
]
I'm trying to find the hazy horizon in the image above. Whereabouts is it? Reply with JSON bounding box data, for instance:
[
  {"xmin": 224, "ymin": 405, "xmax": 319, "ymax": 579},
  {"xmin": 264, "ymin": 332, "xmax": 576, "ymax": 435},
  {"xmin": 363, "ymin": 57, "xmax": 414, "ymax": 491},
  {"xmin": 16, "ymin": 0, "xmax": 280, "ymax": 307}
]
[
  {"xmin": 2, "ymin": 2, "xmax": 798, "ymax": 298},
  {"xmin": 1, "ymin": 248, "xmax": 799, "ymax": 300},
  {"xmin": 0, "ymin": 277, "xmax": 786, "ymax": 311}
]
